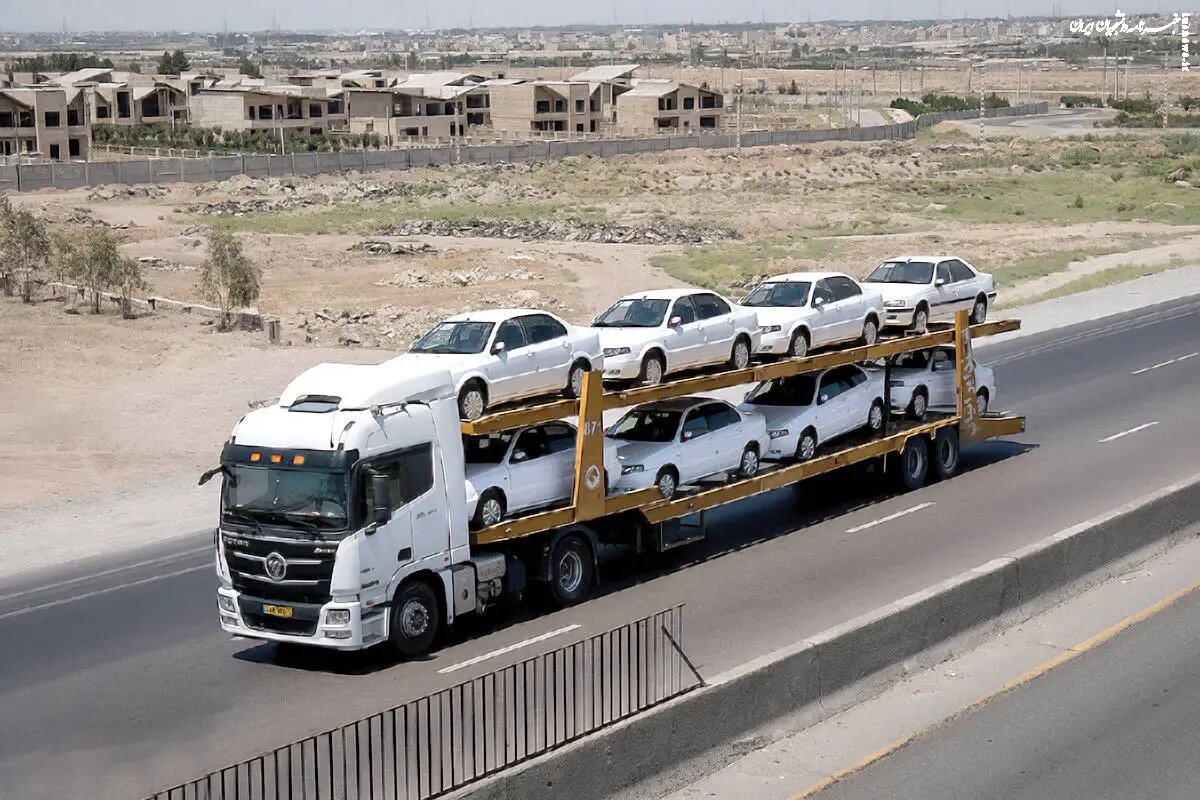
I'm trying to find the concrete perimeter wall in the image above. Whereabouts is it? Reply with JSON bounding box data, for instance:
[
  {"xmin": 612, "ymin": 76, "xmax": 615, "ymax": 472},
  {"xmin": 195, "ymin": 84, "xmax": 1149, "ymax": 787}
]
[
  {"xmin": 0, "ymin": 103, "xmax": 1049, "ymax": 193},
  {"xmin": 456, "ymin": 474, "xmax": 1200, "ymax": 800}
]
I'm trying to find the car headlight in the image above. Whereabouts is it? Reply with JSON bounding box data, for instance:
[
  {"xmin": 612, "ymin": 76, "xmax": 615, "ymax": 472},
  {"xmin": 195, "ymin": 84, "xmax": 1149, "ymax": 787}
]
[
  {"xmin": 603, "ymin": 347, "xmax": 632, "ymax": 357},
  {"xmin": 217, "ymin": 594, "xmax": 236, "ymax": 614},
  {"xmin": 326, "ymin": 608, "xmax": 351, "ymax": 626},
  {"xmin": 884, "ymin": 299, "xmax": 907, "ymax": 308},
  {"xmin": 768, "ymin": 429, "xmax": 790, "ymax": 439},
  {"xmin": 759, "ymin": 325, "xmax": 782, "ymax": 334},
  {"xmin": 889, "ymin": 380, "xmax": 906, "ymax": 387},
  {"xmin": 621, "ymin": 464, "xmax": 644, "ymax": 475}
]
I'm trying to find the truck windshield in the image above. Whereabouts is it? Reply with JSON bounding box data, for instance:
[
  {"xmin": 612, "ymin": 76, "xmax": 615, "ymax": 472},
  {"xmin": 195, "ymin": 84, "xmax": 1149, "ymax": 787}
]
[
  {"xmin": 222, "ymin": 465, "xmax": 350, "ymax": 531},
  {"xmin": 593, "ymin": 299, "xmax": 669, "ymax": 328},
  {"xmin": 608, "ymin": 409, "xmax": 681, "ymax": 442},
  {"xmin": 745, "ymin": 375, "xmax": 818, "ymax": 406},
  {"xmin": 412, "ymin": 321, "xmax": 494, "ymax": 354},
  {"xmin": 463, "ymin": 432, "xmax": 515, "ymax": 464},
  {"xmin": 864, "ymin": 261, "xmax": 934, "ymax": 285},
  {"xmin": 742, "ymin": 281, "xmax": 811, "ymax": 308}
]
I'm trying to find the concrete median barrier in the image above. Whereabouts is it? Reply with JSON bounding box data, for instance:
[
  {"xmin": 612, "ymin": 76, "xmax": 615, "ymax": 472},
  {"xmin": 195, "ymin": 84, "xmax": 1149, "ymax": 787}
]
[{"xmin": 455, "ymin": 476, "xmax": 1200, "ymax": 800}]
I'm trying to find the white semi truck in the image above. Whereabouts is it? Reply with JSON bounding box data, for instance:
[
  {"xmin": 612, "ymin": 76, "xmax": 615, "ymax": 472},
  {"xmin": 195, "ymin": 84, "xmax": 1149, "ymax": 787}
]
[{"xmin": 208, "ymin": 312, "xmax": 1025, "ymax": 657}]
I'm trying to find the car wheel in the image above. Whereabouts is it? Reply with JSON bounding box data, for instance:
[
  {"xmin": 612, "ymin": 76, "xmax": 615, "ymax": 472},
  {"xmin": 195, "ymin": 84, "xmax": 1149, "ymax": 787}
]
[
  {"xmin": 458, "ymin": 381, "xmax": 487, "ymax": 421},
  {"xmin": 795, "ymin": 428, "xmax": 818, "ymax": 461},
  {"xmin": 640, "ymin": 353, "xmax": 665, "ymax": 386},
  {"xmin": 907, "ymin": 388, "xmax": 928, "ymax": 421},
  {"xmin": 976, "ymin": 388, "xmax": 989, "ymax": 415},
  {"xmin": 860, "ymin": 317, "xmax": 879, "ymax": 346},
  {"xmin": 565, "ymin": 360, "xmax": 588, "ymax": 398},
  {"xmin": 388, "ymin": 579, "xmax": 441, "ymax": 658},
  {"xmin": 729, "ymin": 337, "xmax": 751, "ymax": 370},
  {"xmin": 655, "ymin": 466, "xmax": 678, "ymax": 499},
  {"xmin": 894, "ymin": 435, "xmax": 930, "ymax": 490},
  {"xmin": 546, "ymin": 534, "xmax": 594, "ymax": 608},
  {"xmin": 970, "ymin": 296, "xmax": 988, "ymax": 325},
  {"xmin": 911, "ymin": 306, "xmax": 929, "ymax": 334},
  {"xmin": 471, "ymin": 488, "xmax": 505, "ymax": 530},
  {"xmin": 738, "ymin": 443, "xmax": 760, "ymax": 478},
  {"xmin": 789, "ymin": 329, "xmax": 809, "ymax": 358},
  {"xmin": 933, "ymin": 427, "xmax": 960, "ymax": 480},
  {"xmin": 867, "ymin": 399, "xmax": 885, "ymax": 433}
]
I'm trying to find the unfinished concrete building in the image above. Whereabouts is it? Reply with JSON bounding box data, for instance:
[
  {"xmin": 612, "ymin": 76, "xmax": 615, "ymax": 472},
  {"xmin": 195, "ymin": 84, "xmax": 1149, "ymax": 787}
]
[
  {"xmin": 0, "ymin": 86, "xmax": 90, "ymax": 160},
  {"xmin": 485, "ymin": 79, "xmax": 604, "ymax": 135},
  {"xmin": 188, "ymin": 85, "xmax": 341, "ymax": 135},
  {"xmin": 615, "ymin": 80, "xmax": 725, "ymax": 132}
]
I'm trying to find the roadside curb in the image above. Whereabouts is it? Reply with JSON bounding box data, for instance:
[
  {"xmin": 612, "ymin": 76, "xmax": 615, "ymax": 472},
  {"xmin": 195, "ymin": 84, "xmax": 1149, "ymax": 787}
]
[{"xmin": 454, "ymin": 477, "xmax": 1200, "ymax": 800}]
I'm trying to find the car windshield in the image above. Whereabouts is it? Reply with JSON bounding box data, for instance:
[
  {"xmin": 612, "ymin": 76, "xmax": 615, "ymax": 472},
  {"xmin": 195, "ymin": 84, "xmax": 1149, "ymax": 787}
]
[
  {"xmin": 864, "ymin": 261, "xmax": 934, "ymax": 285},
  {"xmin": 412, "ymin": 321, "xmax": 494, "ymax": 354},
  {"xmin": 463, "ymin": 432, "xmax": 515, "ymax": 464},
  {"xmin": 742, "ymin": 281, "xmax": 812, "ymax": 308},
  {"xmin": 222, "ymin": 465, "xmax": 349, "ymax": 530},
  {"xmin": 745, "ymin": 375, "xmax": 818, "ymax": 406},
  {"xmin": 594, "ymin": 298, "xmax": 669, "ymax": 328},
  {"xmin": 608, "ymin": 409, "xmax": 682, "ymax": 442}
]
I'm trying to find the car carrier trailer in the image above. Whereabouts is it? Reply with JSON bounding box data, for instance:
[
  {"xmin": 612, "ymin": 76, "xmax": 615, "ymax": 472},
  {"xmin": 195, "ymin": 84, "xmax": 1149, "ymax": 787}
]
[{"xmin": 211, "ymin": 310, "xmax": 1024, "ymax": 657}]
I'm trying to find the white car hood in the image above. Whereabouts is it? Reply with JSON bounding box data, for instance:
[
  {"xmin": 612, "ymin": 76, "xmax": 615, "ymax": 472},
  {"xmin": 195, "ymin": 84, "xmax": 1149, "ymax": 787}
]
[
  {"xmin": 862, "ymin": 282, "xmax": 925, "ymax": 302},
  {"xmin": 738, "ymin": 403, "xmax": 806, "ymax": 431},
  {"xmin": 386, "ymin": 351, "xmax": 486, "ymax": 381},
  {"xmin": 591, "ymin": 326, "xmax": 662, "ymax": 351},
  {"xmin": 750, "ymin": 306, "xmax": 814, "ymax": 327},
  {"xmin": 611, "ymin": 439, "xmax": 671, "ymax": 470}
]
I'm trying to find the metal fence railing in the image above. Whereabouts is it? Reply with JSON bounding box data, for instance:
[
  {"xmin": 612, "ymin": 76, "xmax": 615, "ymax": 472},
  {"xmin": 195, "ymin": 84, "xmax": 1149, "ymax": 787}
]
[{"xmin": 145, "ymin": 604, "xmax": 701, "ymax": 800}]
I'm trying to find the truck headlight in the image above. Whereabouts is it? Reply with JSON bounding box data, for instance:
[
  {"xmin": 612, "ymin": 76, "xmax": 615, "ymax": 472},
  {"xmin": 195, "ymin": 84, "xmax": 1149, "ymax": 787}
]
[
  {"xmin": 621, "ymin": 464, "xmax": 644, "ymax": 475},
  {"xmin": 884, "ymin": 299, "xmax": 906, "ymax": 308},
  {"xmin": 326, "ymin": 608, "xmax": 351, "ymax": 626},
  {"xmin": 217, "ymin": 594, "xmax": 236, "ymax": 614},
  {"xmin": 759, "ymin": 325, "xmax": 781, "ymax": 334},
  {"xmin": 603, "ymin": 347, "xmax": 632, "ymax": 357},
  {"xmin": 768, "ymin": 429, "xmax": 790, "ymax": 439}
]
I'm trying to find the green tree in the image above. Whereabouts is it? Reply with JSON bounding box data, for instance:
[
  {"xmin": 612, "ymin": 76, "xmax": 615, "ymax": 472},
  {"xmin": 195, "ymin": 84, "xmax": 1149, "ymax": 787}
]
[
  {"xmin": 197, "ymin": 230, "xmax": 261, "ymax": 330},
  {"xmin": 62, "ymin": 227, "xmax": 142, "ymax": 315},
  {"xmin": 0, "ymin": 200, "xmax": 50, "ymax": 302},
  {"xmin": 157, "ymin": 49, "xmax": 190, "ymax": 74},
  {"xmin": 237, "ymin": 53, "xmax": 262, "ymax": 79}
]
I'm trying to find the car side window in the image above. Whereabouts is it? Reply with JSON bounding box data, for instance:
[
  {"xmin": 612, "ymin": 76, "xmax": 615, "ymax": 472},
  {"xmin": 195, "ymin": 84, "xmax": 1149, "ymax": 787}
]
[
  {"xmin": 936, "ymin": 263, "xmax": 953, "ymax": 285},
  {"xmin": 542, "ymin": 423, "xmax": 578, "ymax": 455},
  {"xmin": 947, "ymin": 260, "xmax": 975, "ymax": 283},
  {"xmin": 363, "ymin": 443, "xmax": 434, "ymax": 515},
  {"xmin": 692, "ymin": 293, "xmax": 731, "ymax": 319},
  {"xmin": 847, "ymin": 366, "xmax": 867, "ymax": 387},
  {"xmin": 671, "ymin": 296, "xmax": 697, "ymax": 325},
  {"xmin": 812, "ymin": 280, "xmax": 836, "ymax": 305},
  {"xmin": 931, "ymin": 348, "xmax": 955, "ymax": 371},
  {"xmin": 831, "ymin": 276, "xmax": 862, "ymax": 300},
  {"xmin": 704, "ymin": 403, "xmax": 740, "ymax": 430},
  {"xmin": 495, "ymin": 319, "xmax": 528, "ymax": 350},
  {"xmin": 512, "ymin": 428, "xmax": 550, "ymax": 462},
  {"xmin": 681, "ymin": 409, "xmax": 710, "ymax": 440},
  {"xmin": 818, "ymin": 369, "xmax": 851, "ymax": 402},
  {"xmin": 521, "ymin": 314, "xmax": 568, "ymax": 344}
]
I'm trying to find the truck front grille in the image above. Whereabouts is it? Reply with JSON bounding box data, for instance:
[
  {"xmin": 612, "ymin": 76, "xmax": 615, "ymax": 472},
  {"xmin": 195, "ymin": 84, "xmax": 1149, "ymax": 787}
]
[{"xmin": 222, "ymin": 528, "xmax": 336, "ymax": 605}]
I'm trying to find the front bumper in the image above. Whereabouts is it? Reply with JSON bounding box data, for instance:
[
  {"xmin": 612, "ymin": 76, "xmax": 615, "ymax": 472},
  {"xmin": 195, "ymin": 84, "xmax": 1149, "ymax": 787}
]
[
  {"xmin": 882, "ymin": 306, "xmax": 916, "ymax": 327},
  {"xmin": 756, "ymin": 329, "xmax": 792, "ymax": 356},
  {"xmin": 217, "ymin": 588, "xmax": 386, "ymax": 651},
  {"xmin": 602, "ymin": 354, "xmax": 643, "ymax": 381},
  {"xmin": 763, "ymin": 431, "xmax": 800, "ymax": 461}
]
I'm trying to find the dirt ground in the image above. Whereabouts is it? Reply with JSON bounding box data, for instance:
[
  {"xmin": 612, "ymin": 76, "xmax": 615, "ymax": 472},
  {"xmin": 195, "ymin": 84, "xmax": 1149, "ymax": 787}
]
[{"xmin": 5, "ymin": 126, "xmax": 1199, "ymax": 512}]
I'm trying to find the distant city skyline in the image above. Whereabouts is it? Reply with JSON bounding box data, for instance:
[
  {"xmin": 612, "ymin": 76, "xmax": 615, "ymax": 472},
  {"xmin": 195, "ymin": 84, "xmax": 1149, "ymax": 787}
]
[{"xmin": 0, "ymin": 0, "xmax": 1178, "ymax": 34}]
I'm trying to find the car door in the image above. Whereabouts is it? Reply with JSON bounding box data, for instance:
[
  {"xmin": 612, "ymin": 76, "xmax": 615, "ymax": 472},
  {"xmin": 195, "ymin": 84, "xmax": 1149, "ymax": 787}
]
[
  {"xmin": 520, "ymin": 313, "xmax": 572, "ymax": 395},
  {"xmin": 828, "ymin": 276, "xmax": 867, "ymax": 341},
  {"xmin": 929, "ymin": 347, "xmax": 957, "ymax": 406},
  {"xmin": 815, "ymin": 367, "xmax": 855, "ymax": 438},
  {"xmin": 841, "ymin": 366, "xmax": 873, "ymax": 431},
  {"xmin": 489, "ymin": 317, "xmax": 538, "ymax": 400},
  {"xmin": 809, "ymin": 279, "xmax": 841, "ymax": 346},
  {"xmin": 666, "ymin": 296, "xmax": 706, "ymax": 369},
  {"xmin": 946, "ymin": 259, "xmax": 979, "ymax": 311},
  {"xmin": 703, "ymin": 402, "xmax": 745, "ymax": 468},
  {"xmin": 506, "ymin": 426, "xmax": 556, "ymax": 511},
  {"xmin": 678, "ymin": 405, "xmax": 718, "ymax": 481},
  {"xmin": 932, "ymin": 261, "xmax": 957, "ymax": 320},
  {"xmin": 540, "ymin": 422, "xmax": 580, "ymax": 501},
  {"xmin": 691, "ymin": 293, "xmax": 736, "ymax": 363}
]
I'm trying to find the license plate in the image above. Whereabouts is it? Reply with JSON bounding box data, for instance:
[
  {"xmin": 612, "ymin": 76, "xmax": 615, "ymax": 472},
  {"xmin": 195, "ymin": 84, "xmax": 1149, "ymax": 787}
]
[{"xmin": 263, "ymin": 604, "xmax": 293, "ymax": 619}]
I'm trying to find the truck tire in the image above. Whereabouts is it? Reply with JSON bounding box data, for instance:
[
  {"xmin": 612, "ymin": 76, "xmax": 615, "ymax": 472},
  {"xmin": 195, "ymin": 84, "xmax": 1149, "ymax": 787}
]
[
  {"xmin": 546, "ymin": 534, "xmax": 594, "ymax": 608},
  {"xmin": 640, "ymin": 352, "xmax": 665, "ymax": 386},
  {"xmin": 893, "ymin": 435, "xmax": 929, "ymax": 491},
  {"xmin": 458, "ymin": 380, "xmax": 487, "ymax": 421},
  {"xmin": 932, "ymin": 427, "xmax": 960, "ymax": 480},
  {"xmin": 907, "ymin": 387, "xmax": 928, "ymax": 421},
  {"xmin": 471, "ymin": 488, "xmax": 505, "ymax": 530},
  {"xmin": 388, "ymin": 579, "xmax": 441, "ymax": 658}
]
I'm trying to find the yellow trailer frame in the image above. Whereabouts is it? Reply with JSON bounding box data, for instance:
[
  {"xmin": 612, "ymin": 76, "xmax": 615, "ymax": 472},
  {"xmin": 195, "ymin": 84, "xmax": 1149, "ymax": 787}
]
[{"xmin": 468, "ymin": 310, "xmax": 1026, "ymax": 547}]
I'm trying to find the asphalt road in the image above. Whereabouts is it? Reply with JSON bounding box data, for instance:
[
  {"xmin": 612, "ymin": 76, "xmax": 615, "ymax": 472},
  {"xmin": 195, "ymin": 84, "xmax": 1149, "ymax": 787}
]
[
  {"xmin": 812, "ymin": 586, "xmax": 1200, "ymax": 800},
  {"xmin": 3, "ymin": 294, "xmax": 1199, "ymax": 799}
]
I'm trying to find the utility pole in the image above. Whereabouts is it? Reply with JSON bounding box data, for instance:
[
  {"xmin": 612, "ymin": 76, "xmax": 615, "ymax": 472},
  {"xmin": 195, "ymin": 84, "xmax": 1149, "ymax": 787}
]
[
  {"xmin": 978, "ymin": 69, "xmax": 985, "ymax": 140},
  {"xmin": 736, "ymin": 58, "xmax": 743, "ymax": 147},
  {"xmin": 1101, "ymin": 45, "xmax": 1108, "ymax": 102}
]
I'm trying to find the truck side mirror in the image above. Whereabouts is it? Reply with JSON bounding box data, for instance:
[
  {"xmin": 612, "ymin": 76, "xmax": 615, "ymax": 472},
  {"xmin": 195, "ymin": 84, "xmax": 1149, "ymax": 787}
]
[{"xmin": 370, "ymin": 473, "xmax": 392, "ymax": 525}]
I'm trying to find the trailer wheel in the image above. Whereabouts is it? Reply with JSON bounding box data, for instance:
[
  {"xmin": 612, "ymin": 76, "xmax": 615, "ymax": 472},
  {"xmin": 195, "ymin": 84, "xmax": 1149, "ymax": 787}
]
[
  {"xmin": 655, "ymin": 466, "xmax": 679, "ymax": 499},
  {"xmin": 907, "ymin": 387, "xmax": 928, "ymax": 421},
  {"xmin": 388, "ymin": 579, "xmax": 441, "ymax": 659},
  {"xmin": 546, "ymin": 534, "xmax": 594, "ymax": 608},
  {"xmin": 894, "ymin": 435, "xmax": 930, "ymax": 491},
  {"xmin": 933, "ymin": 428, "xmax": 960, "ymax": 480}
]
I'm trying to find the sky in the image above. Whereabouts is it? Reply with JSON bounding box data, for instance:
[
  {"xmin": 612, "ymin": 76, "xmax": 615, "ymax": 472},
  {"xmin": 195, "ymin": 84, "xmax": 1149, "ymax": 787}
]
[{"xmin": 0, "ymin": 0, "xmax": 1180, "ymax": 33}]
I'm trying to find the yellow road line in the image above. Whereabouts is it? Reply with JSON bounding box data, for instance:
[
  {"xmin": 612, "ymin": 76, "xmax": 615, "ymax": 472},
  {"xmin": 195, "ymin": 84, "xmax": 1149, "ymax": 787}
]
[{"xmin": 789, "ymin": 578, "xmax": 1200, "ymax": 800}]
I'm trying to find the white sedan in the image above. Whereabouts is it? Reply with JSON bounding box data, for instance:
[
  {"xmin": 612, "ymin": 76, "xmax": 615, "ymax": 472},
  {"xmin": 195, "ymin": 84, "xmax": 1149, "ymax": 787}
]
[
  {"xmin": 862, "ymin": 256, "xmax": 997, "ymax": 332},
  {"xmin": 591, "ymin": 289, "xmax": 761, "ymax": 385},
  {"xmin": 883, "ymin": 345, "xmax": 997, "ymax": 420},
  {"xmin": 739, "ymin": 365, "xmax": 885, "ymax": 461},
  {"xmin": 607, "ymin": 397, "xmax": 769, "ymax": 499},
  {"xmin": 390, "ymin": 309, "xmax": 604, "ymax": 420},
  {"xmin": 464, "ymin": 421, "xmax": 621, "ymax": 529},
  {"xmin": 743, "ymin": 271, "xmax": 884, "ymax": 358}
]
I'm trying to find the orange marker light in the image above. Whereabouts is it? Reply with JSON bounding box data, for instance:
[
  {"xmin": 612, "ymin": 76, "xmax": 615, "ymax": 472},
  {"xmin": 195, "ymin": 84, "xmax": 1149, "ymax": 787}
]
[
  {"xmin": 270, "ymin": 454, "xmax": 283, "ymax": 464},
  {"xmin": 250, "ymin": 453, "xmax": 261, "ymax": 462},
  {"xmin": 293, "ymin": 455, "xmax": 306, "ymax": 465}
]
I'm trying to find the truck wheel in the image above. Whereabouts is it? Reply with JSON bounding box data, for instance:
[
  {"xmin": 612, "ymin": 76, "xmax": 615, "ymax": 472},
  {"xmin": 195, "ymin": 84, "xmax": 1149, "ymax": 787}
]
[
  {"xmin": 970, "ymin": 295, "xmax": 988, "ymax": 325},
  {"xmin": 564, "ymin": 359, "xmax": 589, "ymax": 399},
  {"xmin": 910, "ymin": 305, "xmax": 929, "ymax": 334},
  {"xmin": 867, "ymin": 399, "xmax": 885, "ymax": 434},
  {"xmin": 547, "ymin": 534, "xmax": 594, "ymax": 608},
  {"xmin": 789, "ymin": 329, "xmax": 809, "ymax": 358},
  {"xmin": 655, "ymin": 466, "xmax": 679, "ymax": 499},
  {"xmin": 737, "ymin": 443, "xmax": 760, "ymax": 478},
  {"xmin": 795, "ymin": 428, "xmax": 818, "ymax": 461},
  {"xmin": 640, "ymin": 352, "xmax": 665, "ymax": 386},
  {"xmin": 472, "ymin": 488, "xmax": 505, "ymax": 530},
  {"xmin": 907, "ymin": 388, "xmax": 928, "ymax": 421},
  {"xmin": 729, "ymin": 336, "xmax": 751, "ymax": 370},
  {"xmin": 932, "ymin": 428, "xmax": 960, "ymax": 480},
  {"xmin": 388, "ymin": 579, "xmax": 441, "ymax": 658},
  {"xmin": 458, "ymin": 381, "xmax": 487, "ymax": 421},
  {"xmin": 894, "ymin": 435, "xmax": 929, "ymax": 491}
]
